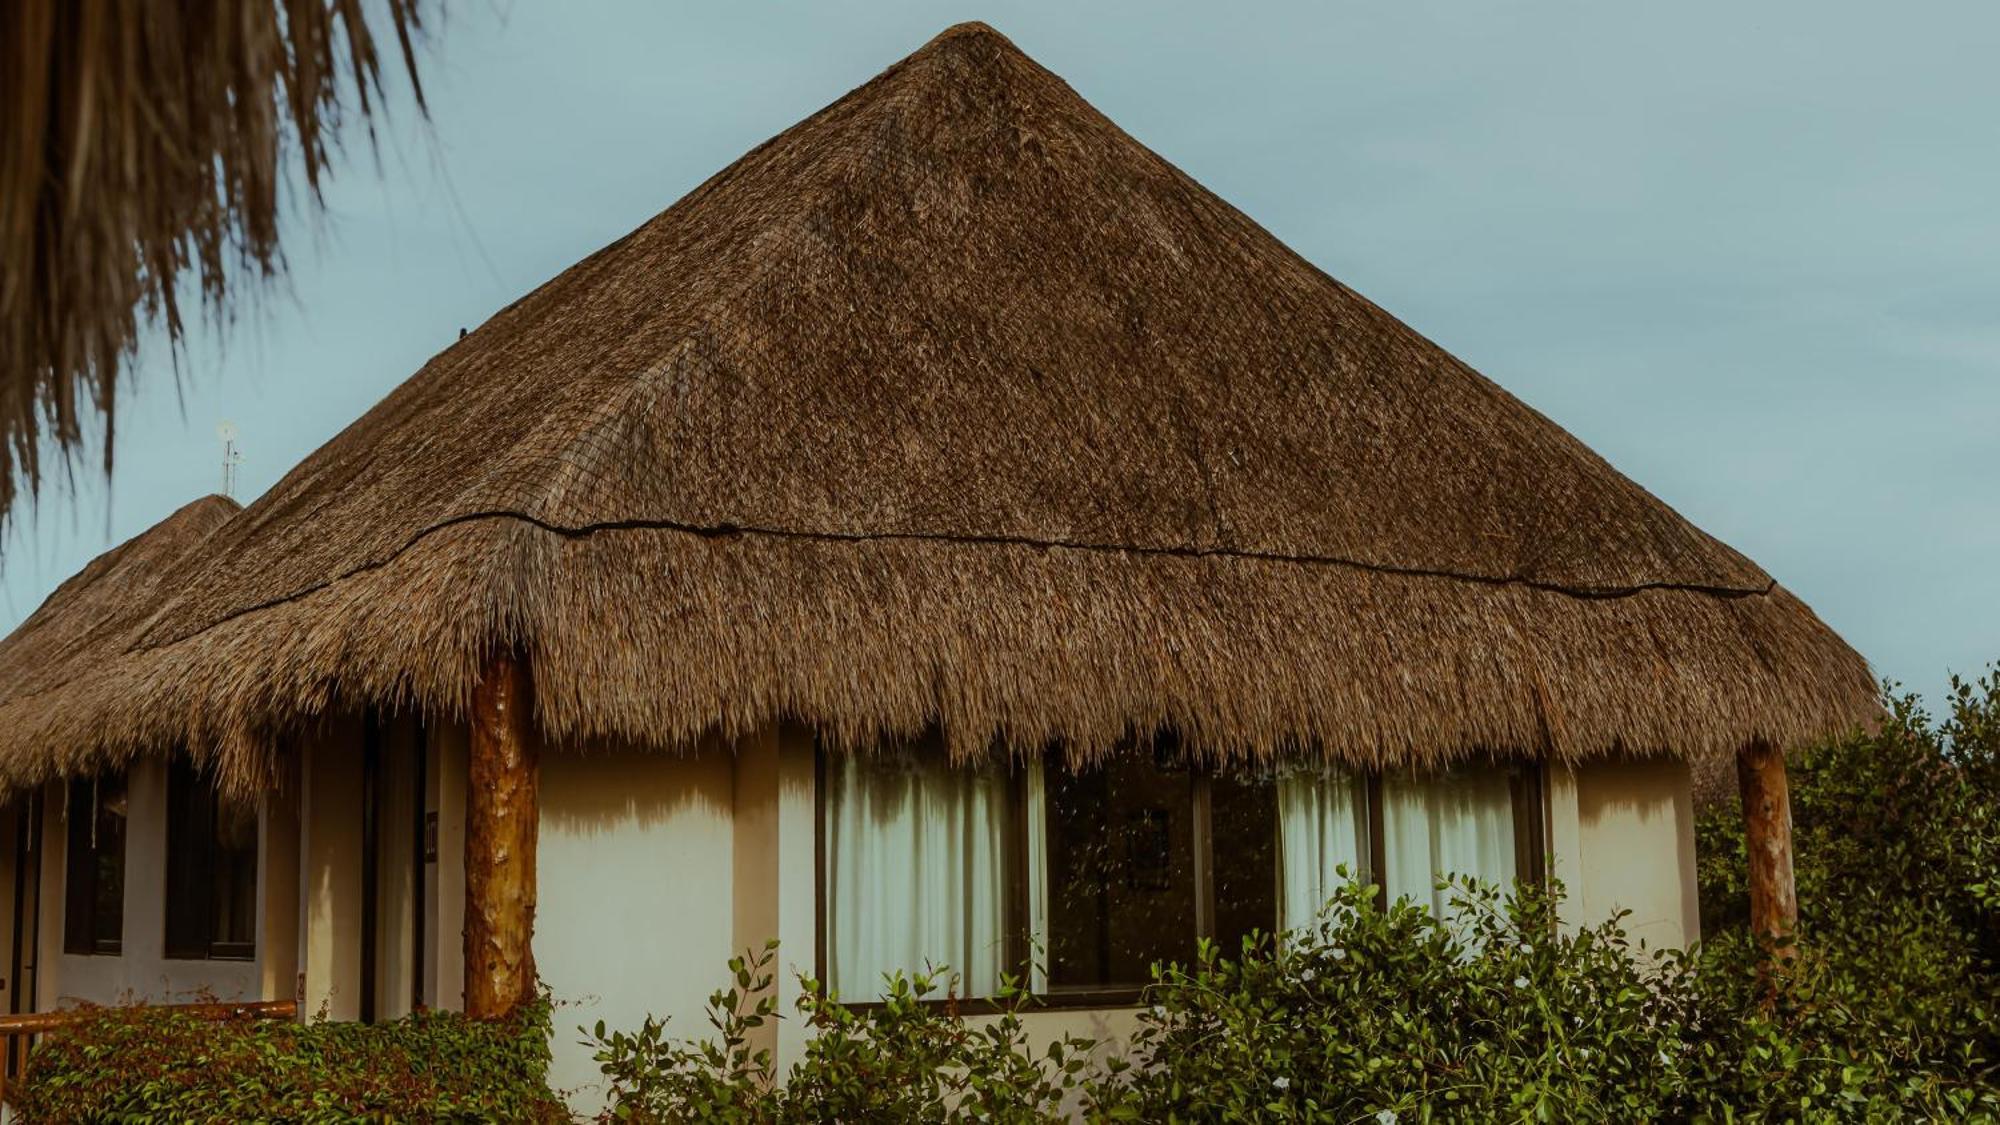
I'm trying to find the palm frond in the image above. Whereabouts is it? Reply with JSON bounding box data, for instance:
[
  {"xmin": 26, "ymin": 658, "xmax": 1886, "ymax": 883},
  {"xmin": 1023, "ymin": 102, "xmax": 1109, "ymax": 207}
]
[{"xmin": 0, "ymin": 0, "xmax": 428, "ymax": 532}]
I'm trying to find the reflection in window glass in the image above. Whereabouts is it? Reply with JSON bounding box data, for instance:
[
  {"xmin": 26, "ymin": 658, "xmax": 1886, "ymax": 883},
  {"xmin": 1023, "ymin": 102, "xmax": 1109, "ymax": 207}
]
[
  {"xmin": 64, "ymin": 772, "xmax": 127, "ymax": 956},
  {"xmin": 1210, "ymin": 771, "xmax": 1279, "ymax": 953},
  {"xmin": 166, "ymin": 757, "xmax": 260, "ymax": 959},
  {"xmin": 212, "ymin": 796, "xmax": 260, "ymax": 951},
  {"xmin": 1044, "ymin": 755, "xmax": 1196, "ymax": 990},
  {"xmin": 816, "ymin": 738, "xmax": 1543, "ymax": 1000}
]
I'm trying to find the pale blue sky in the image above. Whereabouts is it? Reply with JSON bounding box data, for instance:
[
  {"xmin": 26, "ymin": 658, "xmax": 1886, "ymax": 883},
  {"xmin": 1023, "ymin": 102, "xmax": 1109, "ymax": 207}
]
[{"xmin": 5, "ymin": 2, "xmax": 1996, "ymax": 712}]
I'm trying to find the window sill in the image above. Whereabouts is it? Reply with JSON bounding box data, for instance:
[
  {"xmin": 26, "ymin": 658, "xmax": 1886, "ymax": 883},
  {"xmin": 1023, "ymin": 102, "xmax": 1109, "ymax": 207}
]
[
  {"xmin": 1031, "ymin": 988, "xmax": 1149, "ymax": 1010},
  {"xmin": 162, "ymin": 951, "xmax": 256, "ymax": 963},
  {"xmin": 831, "ymin": 989, "xmax": 1148, "ymax": 1015}
]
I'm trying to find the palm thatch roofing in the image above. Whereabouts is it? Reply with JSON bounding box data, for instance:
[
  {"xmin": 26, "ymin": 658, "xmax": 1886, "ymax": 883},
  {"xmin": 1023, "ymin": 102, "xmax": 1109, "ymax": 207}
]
[
  {"xmin": 0, "ymin": 0, "xmax": 425, "ymax": 530},
  {"xmin": 0, "ymin": 495, "xmax": 238, "ymax": 771},
  {"xmin": 0, "ymin": 23, "xmax": 1875, "ymax": 794}
]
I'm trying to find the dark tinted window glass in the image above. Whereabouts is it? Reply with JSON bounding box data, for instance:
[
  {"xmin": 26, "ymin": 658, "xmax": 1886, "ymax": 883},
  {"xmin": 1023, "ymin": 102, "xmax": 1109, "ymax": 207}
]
[
  {"xmin": 1045, "ymin": 754, "xmax": 1196, "ymax": 989},
  {"xmin": 1210, "ymin": 772, "xmax": 1278, "ymax": 954},
  {"xmin": 62, "ymin": 784, "xmax": 89, "ymax": 954},
  {"xmin": 164, "ymin": 759, "xmax": 210, "ymax": 958},
  {"xmin": 211, "ymin": 798, "xmax": 258, "ymax": 953},
  {"xmin": 63, "ymin": 773, "xmax": 126, "ymax": 955},
  {"xmin": 167, "ymin": 758, "xmax": 258, "ymax": 960}
]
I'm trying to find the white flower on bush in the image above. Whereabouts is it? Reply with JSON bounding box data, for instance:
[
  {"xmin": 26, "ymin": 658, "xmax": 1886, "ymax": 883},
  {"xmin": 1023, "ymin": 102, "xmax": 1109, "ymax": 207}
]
[
  {"xmin": 1375, "ymin": 1111, "xmax": 1398, "ymax": 1125},
  {"xmin": 1299, "ymin": 968, "xmax": 1317, "ymax": 982},
  {"xmin": 1329, "ymin": 947, "xmax": 1347, "ymax": 961},
  {"xmin": 1519, "ymin": 942, "xmax": 1534, "ymax": 955},
  {"xmin": 1512, "ymin": 976, "xmax": 1529, "ymax": 989},
  {"xmin": 1149, "ymin": 1005, "xmax": 1167, "ymax": 1020},
  {"xmin": 1273, "ymin": 1076, "xmax": 1290, "ymax": 1091}
]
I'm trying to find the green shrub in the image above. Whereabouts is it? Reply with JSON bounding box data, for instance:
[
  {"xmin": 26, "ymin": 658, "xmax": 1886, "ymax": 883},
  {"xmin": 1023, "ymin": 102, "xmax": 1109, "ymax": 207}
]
[
  {"xmin": 1095, "ymin": 878, "xmax": 2000, "ymax": 1121},
  {"xmin": 1688, "ymin": 667, "xmax": 2000, "ymax": 1119},
  {"xmin": 1698, "ymin": 672, "xmax": 2000, "ymax": 956},
  {"xmin": 13, "ymin": 997, "xmax": 566, "ymax": 1124},
  {"xmin": 587, "ymin": 941, "xmax": 1096, "ymax": 1123},
  {"xmin": 594, "ymin": 868, "xmax": 2000, "ymax": 1122},
  {"xmin": 1087, "ymin": 880, "xmax": 1698, "ymax": 1122},
  {"xmin": 585, "ymin": 883, "xmax": 1714, "ymax": 1122}
]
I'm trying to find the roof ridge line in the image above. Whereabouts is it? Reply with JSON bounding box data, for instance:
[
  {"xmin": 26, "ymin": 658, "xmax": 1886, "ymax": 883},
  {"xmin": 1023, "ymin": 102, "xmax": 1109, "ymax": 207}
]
[{"xmin": 131, "ymin": 508, "xmax": 1780, "ymax": 657}]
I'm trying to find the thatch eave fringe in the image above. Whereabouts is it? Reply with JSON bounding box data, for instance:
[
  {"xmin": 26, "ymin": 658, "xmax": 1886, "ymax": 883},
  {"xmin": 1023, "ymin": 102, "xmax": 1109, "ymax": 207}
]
[{"xmin": 0, "ymin": 519, "xmax": 1877, "ymax": 800}]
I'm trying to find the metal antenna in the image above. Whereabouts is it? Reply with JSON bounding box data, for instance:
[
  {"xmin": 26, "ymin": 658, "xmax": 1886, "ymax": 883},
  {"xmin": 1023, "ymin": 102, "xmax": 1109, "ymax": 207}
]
[{"xmin": 217, "ymin": 421, "xmax": 243, "ymax": 498}]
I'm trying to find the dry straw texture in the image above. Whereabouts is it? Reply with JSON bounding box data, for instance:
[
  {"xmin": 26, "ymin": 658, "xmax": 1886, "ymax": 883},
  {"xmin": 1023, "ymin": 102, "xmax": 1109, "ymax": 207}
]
[
  {"xmin": 0, "ymin": 0, "xmax": 424, "ymax": 529},
  {"xmin": 0, "ymin": 495, "xmax": 237, "ymax": 774},
  {"xmin": 0, "ymin": 23, "xmax": 1876, "ymax": 793}
]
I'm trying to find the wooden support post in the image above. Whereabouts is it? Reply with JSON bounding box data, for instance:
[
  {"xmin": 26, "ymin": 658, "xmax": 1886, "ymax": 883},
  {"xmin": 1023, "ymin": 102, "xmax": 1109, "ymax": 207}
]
[
  {"xmin": 464, "ymin": 650, "xmax": 539, "ymax": 1020},
  {"xmin": 1736, "ymin": 739, "xmax": 1798, "ymax": 975}
]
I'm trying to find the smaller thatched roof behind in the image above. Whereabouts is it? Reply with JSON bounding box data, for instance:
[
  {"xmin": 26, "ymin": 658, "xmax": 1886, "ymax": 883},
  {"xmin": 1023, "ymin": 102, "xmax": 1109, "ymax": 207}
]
[{"xmin": 0, "ymin": 494, "xmax": 240, "ymax": 775}]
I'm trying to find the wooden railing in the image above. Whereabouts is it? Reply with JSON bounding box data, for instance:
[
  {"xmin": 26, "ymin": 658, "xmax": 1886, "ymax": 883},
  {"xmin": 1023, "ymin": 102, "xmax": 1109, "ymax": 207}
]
[{"xmin": 0, "ymin": 998, "xmax": 296, "ymax": 1105}]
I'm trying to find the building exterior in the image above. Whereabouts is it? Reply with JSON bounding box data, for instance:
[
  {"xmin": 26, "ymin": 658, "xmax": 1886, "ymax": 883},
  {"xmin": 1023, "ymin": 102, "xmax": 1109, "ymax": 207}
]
[
  {"xmin": 0, "ymin": 23, "xmax": 1872, "ymax": 1113},
  {"xmin": 0, "ymin": 498, "xmax": 293, "ymax": 1026}
]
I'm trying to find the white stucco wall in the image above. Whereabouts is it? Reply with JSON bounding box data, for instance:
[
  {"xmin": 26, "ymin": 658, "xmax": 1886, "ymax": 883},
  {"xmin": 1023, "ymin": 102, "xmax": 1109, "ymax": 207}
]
[
  {"xmin": 536, "ymin": 737, "xmax": 739, "ymax": 1111},
  {"xmin": 372, "ymin": 719, "xmax": 423, "ymax": 1022},
  {"xmin": 276, "ymin": 722, "xmax": 762, "ymax": 1112},
  {"xmin": 1575, "ymin": 757, "xmax": 1701, "ymax": 951},
  {"xmin": 1547, "ymin": 757, "xmax": 1700, "ymax": 952},
  {"xmin": 735, "ymin": 725, "xmax": 818, "ymax": 1074},
  {"xmin": 259, "ymin": 762, "xmax": 302, "ymax": 1004},
  {"xmin": 289, "ymin": 714, "xmax": 466, "ymax": 1026},
  {"xmin": 300, "ymin": 721, "xmax": 365, "ymax": 1021}
]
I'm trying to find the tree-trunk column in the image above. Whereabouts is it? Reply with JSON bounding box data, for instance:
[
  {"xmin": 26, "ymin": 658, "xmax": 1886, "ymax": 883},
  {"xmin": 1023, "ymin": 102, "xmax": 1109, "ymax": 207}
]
[
  {"xmin": 1736, "ymin": 739, "xmax": 1798, "ymax": 966},
  {"xmin": 465, "ymin": 650, "xmax": 539, "ymax": 1019}
]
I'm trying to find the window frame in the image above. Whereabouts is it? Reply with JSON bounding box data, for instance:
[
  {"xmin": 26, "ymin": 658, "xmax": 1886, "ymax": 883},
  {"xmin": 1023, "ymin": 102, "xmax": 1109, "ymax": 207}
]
[
  {"xmin": 163, "ymin": 757, "xmax": 258, "ymax": 962},
  {"xmin": 814, "ymin": 744, "xmax": 1547, "ymax": 1009},
  {"xmin": 62, "ymin": 772, "xmax": 127, "ymax": 957}
]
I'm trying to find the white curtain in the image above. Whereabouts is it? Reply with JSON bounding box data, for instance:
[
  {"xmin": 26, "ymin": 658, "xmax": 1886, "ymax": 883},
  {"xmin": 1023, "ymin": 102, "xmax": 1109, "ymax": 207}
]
[
  {"xmin": 1381, "ymin": 768, "xmax": 1517, "ymax": 917},
  {"xmin": 1277, "ymin": 770, "xmax": 1368, "ymax": 928},
  {"xmin": 1023, "ymin": 759, "xmax": 1050, "ymax": 993},
  {"xmin": 824, "ymin": 748, "xmax": 1008, "ymax": 998}
]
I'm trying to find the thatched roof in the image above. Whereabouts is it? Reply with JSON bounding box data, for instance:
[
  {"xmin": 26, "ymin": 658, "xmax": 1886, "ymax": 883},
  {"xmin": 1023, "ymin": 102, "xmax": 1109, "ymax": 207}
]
[
  {"xmin": 0, "ymin": 0, "xmax": 425, "ymax": 531},
  {"xmin": 0, "ymin": 494, "xmax": 239, "ymax": 767},
  {"xmin": 0, "ymin": 23, "xmax": 1875, "ymax": 793}
]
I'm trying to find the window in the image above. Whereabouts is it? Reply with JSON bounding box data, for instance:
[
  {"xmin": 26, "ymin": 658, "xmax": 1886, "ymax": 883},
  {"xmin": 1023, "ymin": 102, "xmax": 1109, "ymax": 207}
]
[
  {"xmin": 1380, "ymin": 768, "xmax": 1520, "ymax": 917},
  {"xmin": 165, "ymin": 758, "xmax": 258, "ymax": 960},
  {"xmin": 1275, "ymin": 767, "xmax": 1369, "ymax": 929},
  {"xmin": 821, "ymin": 740, "xmax": 1011, "ymax": 997},
  {"xmin": 1040, "ymin": 752, "xmax": 1201, "ymax": 991},
  {"xmin": 1033, "ymin": 755, "xmax": 1290, "ymax": 992},
  {"xmin": 818, "ymin": 740, "xmax": 1543, "ymax": 1002},
  {"xmin": 63, "ymin": 771, "xmax": 127, "ymax": 956}
]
